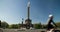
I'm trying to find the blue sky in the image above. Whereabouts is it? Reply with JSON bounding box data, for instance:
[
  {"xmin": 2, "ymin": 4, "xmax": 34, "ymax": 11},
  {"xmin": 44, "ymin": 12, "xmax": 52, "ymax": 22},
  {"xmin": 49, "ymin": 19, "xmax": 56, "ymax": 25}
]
[{"xmin": 0, "ymin": 0, "xmax": 60, "ymax": 24}]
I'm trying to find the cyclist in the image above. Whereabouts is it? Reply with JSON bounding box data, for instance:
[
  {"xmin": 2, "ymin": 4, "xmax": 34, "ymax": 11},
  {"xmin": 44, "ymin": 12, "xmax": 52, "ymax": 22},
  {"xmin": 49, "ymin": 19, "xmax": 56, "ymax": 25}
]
[{"xmin": 46, "ymin": 14, "xmax": 57, "ymax": 32}]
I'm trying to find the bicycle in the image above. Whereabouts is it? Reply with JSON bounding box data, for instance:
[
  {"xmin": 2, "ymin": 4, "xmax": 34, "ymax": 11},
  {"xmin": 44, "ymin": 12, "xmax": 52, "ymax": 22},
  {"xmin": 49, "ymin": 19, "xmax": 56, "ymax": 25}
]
[{"xmin": 46, "ymin": 27, "xmax": 60, "ymax": 32}]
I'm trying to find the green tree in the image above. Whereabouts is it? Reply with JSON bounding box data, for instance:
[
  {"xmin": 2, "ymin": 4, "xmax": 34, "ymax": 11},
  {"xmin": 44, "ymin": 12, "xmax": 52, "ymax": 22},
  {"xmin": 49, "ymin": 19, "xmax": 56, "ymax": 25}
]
[
  {"xmin": 1, "ymin": 21, "xmax": 9, "ymax": 29},
  {"xmin": 56, "ymin": 22, "xmax": 60, "ymax": 28},
  {"xmin": 9, "ymin": 24, "xmax": 19, "ymax": 29},
  {"xmin": 42, "ymin": 24, "xmax": 47, "ymax": 29},
  {"xmin": 18, "ymin": 23, "xmax": 21, "ymax": 29},
  {"xmin": 34, "ymin": 23, "xmax": 42, "ymax": 29}
]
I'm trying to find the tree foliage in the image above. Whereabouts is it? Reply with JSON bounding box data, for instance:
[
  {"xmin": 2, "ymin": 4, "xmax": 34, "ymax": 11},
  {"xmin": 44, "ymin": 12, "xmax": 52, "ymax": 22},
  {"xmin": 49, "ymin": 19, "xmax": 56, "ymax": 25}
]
[
  {"xmin": 9, "ymin": 24, "xmax": 19, "ymax": 29},
  {"xmin": 1, "ymin": 21, "xmax": 9, "ymax": 28},
  {"xmin": 56, "ymin": 22, "xmax": 60, "ymax": 28},
  {"xmin": 34, "ymin": 23, "xmax": 42, "ymax": 29},
  {"xmin": 1, "ymin": 21, "xmax": 60, "ymax": 29}
]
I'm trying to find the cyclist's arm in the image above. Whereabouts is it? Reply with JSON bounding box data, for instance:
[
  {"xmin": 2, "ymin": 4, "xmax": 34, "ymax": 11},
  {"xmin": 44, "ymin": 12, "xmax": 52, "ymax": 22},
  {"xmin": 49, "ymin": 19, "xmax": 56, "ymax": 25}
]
[{"xmin": 52, "ymin": 21, "xmax": 57, "ymax": 27}]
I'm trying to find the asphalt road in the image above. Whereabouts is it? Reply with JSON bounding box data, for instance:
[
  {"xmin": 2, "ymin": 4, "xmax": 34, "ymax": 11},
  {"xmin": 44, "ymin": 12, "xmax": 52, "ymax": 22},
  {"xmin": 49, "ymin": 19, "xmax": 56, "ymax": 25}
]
[
  {"xmin": 0, "ymin": 29, "xmax": 60, "ymax": 32},
  {"xmin": 0, "ymin": 29, "xmax": 46, "ymax": 32}
]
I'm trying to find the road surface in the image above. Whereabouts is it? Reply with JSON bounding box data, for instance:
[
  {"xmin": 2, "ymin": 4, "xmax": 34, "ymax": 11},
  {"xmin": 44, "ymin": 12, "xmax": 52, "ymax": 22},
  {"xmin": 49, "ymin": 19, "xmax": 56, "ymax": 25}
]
[{"xmin": 0, "ymin": 29, "xmax": 60, "ymax": 32}]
